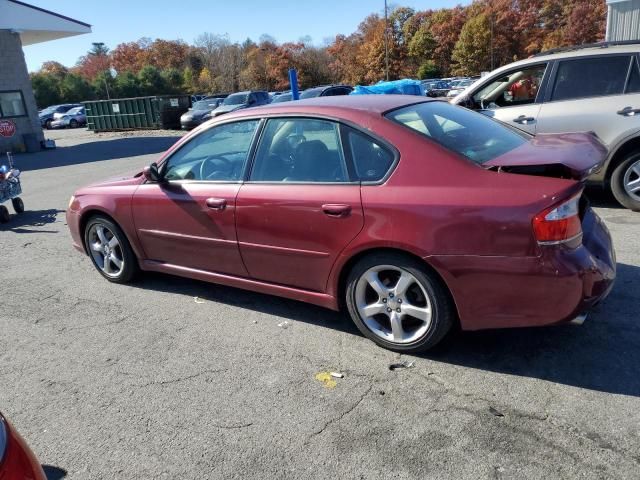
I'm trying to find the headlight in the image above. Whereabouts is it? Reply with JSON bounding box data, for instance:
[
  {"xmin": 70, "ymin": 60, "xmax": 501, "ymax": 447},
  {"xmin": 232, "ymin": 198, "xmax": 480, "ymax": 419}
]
[
  {"xmin": 0, "ymin": 415, "xmax": 7, "ymax": 464},
  {"xmin": 68, "ymin": 195, "xmax": 76, "ymax": 209},
  {"xmin": 202, "ymin": 113, "xmax": 212, "ymax": 120}
]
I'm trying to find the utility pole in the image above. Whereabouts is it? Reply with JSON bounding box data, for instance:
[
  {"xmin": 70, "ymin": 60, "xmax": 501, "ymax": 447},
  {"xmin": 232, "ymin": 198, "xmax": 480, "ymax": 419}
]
[
  {"xmin": 384, "ymin": 0, "xmax": 389, "ymax": 81},
  {"xmin": 490, "ymin": 14, "xmax": 494, "ymax": 71}
]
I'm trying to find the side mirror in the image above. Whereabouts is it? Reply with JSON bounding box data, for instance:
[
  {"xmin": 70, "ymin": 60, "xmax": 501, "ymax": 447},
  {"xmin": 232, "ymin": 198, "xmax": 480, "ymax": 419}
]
[{"xmin": 143, "ymin": 162, "xmax": 162, "ymax": 183}]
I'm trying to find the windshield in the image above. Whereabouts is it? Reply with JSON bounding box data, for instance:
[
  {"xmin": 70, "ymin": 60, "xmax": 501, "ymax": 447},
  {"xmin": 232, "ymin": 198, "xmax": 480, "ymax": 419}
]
[
  {"xmin": 272, "ymin": 93, "xmax": 293, "ymax": 103},
  {"xmin": 223, "ymin": 94, "xmax": 249, "ymax": 106},
  {"xmin": 67, "ymin": 107, "xmax": 83, "ymax": 114},
  {"xmin": 386, "ymin": 101, "xmax": 527, "ymax": 164},
  {"xmin": 300, "ymin": 88, "xmax": 322, "ymax": 99},
  {"xmin": 193, "ymin": 100, "xmax": 218, "ymax": 110},
  {"xmin": 40, "ymin": 106, "xmax": 57, "ymax": 114}
]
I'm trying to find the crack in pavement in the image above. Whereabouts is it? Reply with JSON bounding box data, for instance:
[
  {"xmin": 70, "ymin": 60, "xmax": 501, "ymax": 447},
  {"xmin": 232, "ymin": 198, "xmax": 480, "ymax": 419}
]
[
  {"xmin": 139, "ymin": 368, "xmax": 228, "ymax": 387},
  {"xmin": 211, "ymin": 422, "xmax": 253, "ymax": 430},
  {"xmin": 305, "ymin": 384, "xmax": 373, "ymax": 443}
]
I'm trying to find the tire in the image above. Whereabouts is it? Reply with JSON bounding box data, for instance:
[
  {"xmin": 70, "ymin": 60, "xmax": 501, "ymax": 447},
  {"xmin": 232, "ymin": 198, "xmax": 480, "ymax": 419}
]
[
  {"xmin": 11, "ymin": 197, "xmax": 24, "ymax": 214},
  {"xmin": 45, "ymin": 119, "xmax": 52, "ymax": 130},
  {"xmin": 0, "ymin": 205, "xmax": 9, "ymax": 223},
  {"xmin": 70, "ymin": 119, "xmax": 78, "ymax": 128},
  {"xmin": 611, "ymin": 152, "xmax": 640, "ymax": 211},
  {"xmin": 345, "ymin": 252, "xmax": 454, "ymax": 353},
  {"xmin": 84, "ymin": 215, "xmax": 138, "ymax": 283}
]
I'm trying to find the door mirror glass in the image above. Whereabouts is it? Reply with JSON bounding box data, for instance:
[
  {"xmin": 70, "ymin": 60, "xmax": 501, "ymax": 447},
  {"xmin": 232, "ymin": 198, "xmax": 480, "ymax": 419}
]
[{"xmin": 503, "ymin": 91, "xmax": 513, "ymax": 102}]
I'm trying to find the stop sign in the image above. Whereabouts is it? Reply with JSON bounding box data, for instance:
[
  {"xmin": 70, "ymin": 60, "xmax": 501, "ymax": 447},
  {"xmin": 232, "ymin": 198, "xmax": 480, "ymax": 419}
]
[{"xmin": 0, "ymin": 120, "xmax": 16, "ymax": 138}]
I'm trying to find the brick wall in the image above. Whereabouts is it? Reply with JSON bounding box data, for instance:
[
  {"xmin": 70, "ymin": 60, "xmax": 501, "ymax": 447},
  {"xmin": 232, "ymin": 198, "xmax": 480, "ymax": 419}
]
[{"xmin": 0, "ymin": 29, "xmax": 44, "ymax": 153}]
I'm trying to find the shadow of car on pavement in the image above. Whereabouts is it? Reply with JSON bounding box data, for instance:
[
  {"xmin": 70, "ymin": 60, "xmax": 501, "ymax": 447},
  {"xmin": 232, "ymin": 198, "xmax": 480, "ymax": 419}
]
[{"xmin": 131, "ymin": 261, "xmax": 639, "ymax": 397}]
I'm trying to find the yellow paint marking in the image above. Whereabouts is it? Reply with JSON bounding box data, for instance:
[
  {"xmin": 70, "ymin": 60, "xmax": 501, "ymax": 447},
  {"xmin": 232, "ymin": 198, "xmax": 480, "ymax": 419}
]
[{"xmin": 315, "ymin": 371, "xmax": 337, "ymax": 389}]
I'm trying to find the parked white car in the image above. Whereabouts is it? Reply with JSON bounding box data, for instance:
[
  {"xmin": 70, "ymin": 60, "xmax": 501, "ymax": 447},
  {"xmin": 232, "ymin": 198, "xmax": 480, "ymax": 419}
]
[{"xmin": 452, "ymin": 42, "xmax": 640, "ymax": 210}]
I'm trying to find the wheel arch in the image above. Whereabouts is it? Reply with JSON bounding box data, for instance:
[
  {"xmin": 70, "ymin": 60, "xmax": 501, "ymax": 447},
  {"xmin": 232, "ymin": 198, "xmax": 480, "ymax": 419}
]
[
  {"xmin": 334, "ymin": 247, "xmax": 461, "ymax": 326},
  {"xmin": 606, "ymin": 135, "xmax": 640, "ymax": 181},
  {"xmin": 78, "ymin": 208, "xmax": 139, "ymax": 257}
]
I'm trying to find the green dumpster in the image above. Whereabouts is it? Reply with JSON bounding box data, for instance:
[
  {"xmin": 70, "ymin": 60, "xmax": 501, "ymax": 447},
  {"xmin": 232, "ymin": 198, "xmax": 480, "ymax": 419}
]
[{"xmin": 83, "ymin": 95, "xmax": 191, "ymax": 131}]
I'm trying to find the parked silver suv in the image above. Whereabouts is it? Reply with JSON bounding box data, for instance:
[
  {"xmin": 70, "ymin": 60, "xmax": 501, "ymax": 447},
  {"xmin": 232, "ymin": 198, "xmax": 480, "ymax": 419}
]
[{"xmin": 452, "ymin": 42, "xmax": 640, "ymax": 210}]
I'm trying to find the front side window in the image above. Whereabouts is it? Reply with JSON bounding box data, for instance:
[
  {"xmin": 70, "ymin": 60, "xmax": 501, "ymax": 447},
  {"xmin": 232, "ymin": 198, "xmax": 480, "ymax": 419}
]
[
  {"xmin": 386, "ymin": 101, "xmax": 527, "ymax": 165},
  {"xmin": 551, "ymin": 55, "xmax": 630, "ymax": 101},
  {"xmin": 0, "ymin": 91, "xmax": 26, "ymax": 117},
  {"xmin": 163, "ymin": 120, "xmax": 259, "ymax": 181},
  {"xmin": 472, "ymin": 64, "xmax": 547, "ymax": 109},
  {"xmin": 250, "ymin": 118, "xmax": 348, "ymax": 182}
]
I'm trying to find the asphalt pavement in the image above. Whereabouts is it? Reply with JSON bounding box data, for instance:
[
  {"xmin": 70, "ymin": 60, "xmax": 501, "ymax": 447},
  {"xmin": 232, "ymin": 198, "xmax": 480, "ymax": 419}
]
[{"xmin": 1, "ymin": 128, "xmax": 639, "ymax": 479}]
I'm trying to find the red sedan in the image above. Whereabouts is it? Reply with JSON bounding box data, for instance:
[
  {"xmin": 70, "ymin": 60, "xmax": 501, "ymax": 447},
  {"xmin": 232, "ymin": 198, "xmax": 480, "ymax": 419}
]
[
  {"xmin": 66, "ymin": 96, "xmax": 615, "ymax": 352},
  {"xmin": 0, "ymin": 412, "xmax": 46, "ymax": 480}
]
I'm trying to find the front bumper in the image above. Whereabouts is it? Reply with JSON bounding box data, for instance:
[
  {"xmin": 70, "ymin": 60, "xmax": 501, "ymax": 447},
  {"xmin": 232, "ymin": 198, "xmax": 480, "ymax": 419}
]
[
  {"xmin": 0, "ymin": 415, "xmax": 46, "ymax": 480},
  {"xmin": 181, "ymin": 119, "xmax": 204, "ymax": 130},
  {"xmin": 66, "ymin": 208, "xmax": 85, "ymax": 253}
]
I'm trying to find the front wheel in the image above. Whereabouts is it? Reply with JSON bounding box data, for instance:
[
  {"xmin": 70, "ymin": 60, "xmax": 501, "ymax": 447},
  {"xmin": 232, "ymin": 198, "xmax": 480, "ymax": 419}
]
[
  {"xmin": 0, "ymin": 205, "xmax": 9, "ymax": 223},
  {"xmin": 45, "ymin": 119, "xmax": 52, "ymax": 130},
  {"xmin": 611, "ymin": 152, "xmax": 640, "ymax": 211},
  {"xmin": 84, "ymin": 215, "xmax": 138, "ymax": 283},
  {"xmin": 70, "ymin": 119, "xmax": 78, "ymax": 128},
  {"xmin": 345, "ymin": 253, "xmax": 454, "ymax": 353}
]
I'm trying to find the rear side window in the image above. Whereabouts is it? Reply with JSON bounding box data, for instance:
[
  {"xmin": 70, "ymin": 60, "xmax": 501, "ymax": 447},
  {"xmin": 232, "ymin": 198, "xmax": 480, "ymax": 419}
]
[
  {"xmin": 345, "ymin": 128, "xmax": 394, "ymax": 181},
  {"xmin": 551, "ymin": 56, "xmax": 631, "ymax": 101},
  {"xmin": 626, "ymin": 58, "xmax": 640, "ymax": 94},
  {"xmin": 386, "ymin": 101, "xmax": 527, "ymax": 165}
]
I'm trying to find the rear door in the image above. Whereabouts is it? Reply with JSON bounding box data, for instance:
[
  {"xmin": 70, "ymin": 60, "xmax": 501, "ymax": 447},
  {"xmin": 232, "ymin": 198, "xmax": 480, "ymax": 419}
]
[
  {"xmin": 469, "ymin": 63, "xmax": 549, "ymax": 135},
  {"xmin": 236, "ymin": 117, "xmax": 363, "ymax": 292},
  {"xmin": 536, "ymin": 53, "xmax": 640, "ymax": 149}
]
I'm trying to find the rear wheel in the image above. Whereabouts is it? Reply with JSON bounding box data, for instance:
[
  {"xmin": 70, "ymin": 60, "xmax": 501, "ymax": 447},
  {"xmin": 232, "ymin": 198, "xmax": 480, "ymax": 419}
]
[
  {"xmin": 84, "ymin": 215, "xmax": 138, "ymax": 283},
  {"xmin": 345, "ymin": 253, "xmax": 454, "ymax": 353},
  {"xmin": 45, "ymin": 119, "xmax": 52, "ymax": 130},
  {"xmin": 11, "ymin": 197, "xmax": 24, "ymax": 214},
  {"xmin": 611, "ymin": 152, "xmax": 640, "ymax": 211}
]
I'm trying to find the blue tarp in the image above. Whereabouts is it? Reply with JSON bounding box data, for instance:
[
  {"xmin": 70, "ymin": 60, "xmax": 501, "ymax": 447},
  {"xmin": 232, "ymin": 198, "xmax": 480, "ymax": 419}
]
[{"xmin": 350, "ymin": 79, "xmax": 425, "ymax": 96}]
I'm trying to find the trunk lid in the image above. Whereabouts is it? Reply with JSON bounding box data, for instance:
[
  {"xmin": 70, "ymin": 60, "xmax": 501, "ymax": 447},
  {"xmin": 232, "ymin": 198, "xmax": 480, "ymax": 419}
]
[{"xmin": 484, "ymin": 132, "xmax": 607, "ymax": 181}]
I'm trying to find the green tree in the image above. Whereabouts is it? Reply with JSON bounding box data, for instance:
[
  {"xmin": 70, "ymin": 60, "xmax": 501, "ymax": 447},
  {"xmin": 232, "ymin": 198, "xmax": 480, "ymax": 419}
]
[
  {"xmin": 451, "ymin": 13, "xmax": 492, "ymax": 76},
  {"xmin": 30, "ymin": 73, "xmax": 61, "ymax": 108},
  {"xmin": 137, "ymin": 65, "xmax": 166, "ymax": 95},
  {"xmin": 161, "ymin": 68, "xmax": 183, "ymax": 93},
  {"xmin": 417, "ymin": 61, "xmax": 440, "ymax": 79},
  {"xmin": 91, "ymin": 71, "xmax": 116, "ymax": 100},
  {"xmin": 114, "ymin": 71, "xmax": 142, "ymax": 98},
  {"xmin": 59, "ymin": 73, "xmax": 94, "ymax": 102},
  {"xmin": 182, "ymin": 67, "xmax": 196, "ymax": 93}
]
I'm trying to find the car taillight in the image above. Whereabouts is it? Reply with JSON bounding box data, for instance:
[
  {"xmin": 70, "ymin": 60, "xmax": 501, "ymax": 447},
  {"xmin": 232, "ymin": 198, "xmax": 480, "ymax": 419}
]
[{"xmin": 533, "ymin": 193, "xmax": 582, "ymax": 244}]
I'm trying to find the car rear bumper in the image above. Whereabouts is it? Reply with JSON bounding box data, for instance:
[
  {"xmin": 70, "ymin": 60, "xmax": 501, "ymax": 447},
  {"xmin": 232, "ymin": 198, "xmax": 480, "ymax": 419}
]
[{"xmin": 428, "ymin": 207, "xmax": 615, "ymax": 330}]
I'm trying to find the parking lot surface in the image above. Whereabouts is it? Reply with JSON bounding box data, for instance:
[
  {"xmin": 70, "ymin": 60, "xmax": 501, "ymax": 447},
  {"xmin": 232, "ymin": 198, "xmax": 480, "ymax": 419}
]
[{"xmin": 1, "ymin": 128, "xmax": 639, "ymax": 479}]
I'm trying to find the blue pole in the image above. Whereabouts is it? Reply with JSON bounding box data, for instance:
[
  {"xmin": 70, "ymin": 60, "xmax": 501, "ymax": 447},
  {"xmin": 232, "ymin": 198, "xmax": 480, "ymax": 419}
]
[{"xmin": 289, "ymin": 68, "xmax": 299, "ymax": 100}]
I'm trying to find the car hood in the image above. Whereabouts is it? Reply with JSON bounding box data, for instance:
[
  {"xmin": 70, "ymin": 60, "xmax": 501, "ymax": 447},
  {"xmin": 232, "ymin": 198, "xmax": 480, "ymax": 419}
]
[
  {"xmin": 213, "ymin": 104, "xmax": 246, "ymax": 114},
  {"xmin": 182, "ymin": 109, "xmax": 210, "ymax": 119},
  {"xmin": 85, "ymin": 171, "xmax": 145, "ymax": 189},
  {"xmin": 485, "ymin": 132, "xmax": 607, "ymax": 181}
]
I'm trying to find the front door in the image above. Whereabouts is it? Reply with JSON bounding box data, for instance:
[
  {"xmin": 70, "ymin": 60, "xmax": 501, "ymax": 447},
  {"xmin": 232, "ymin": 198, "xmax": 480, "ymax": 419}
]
[
  {"xmin": 235, "ymin": 117, "xmax": 364, "ymax": 292},
  {"xmin": 132, "ymin": 119, "xmax": 260, "ymax": 276},
  {"xmin": 469, "ymin": 63, "xmax": 548, "ymax": 135}
]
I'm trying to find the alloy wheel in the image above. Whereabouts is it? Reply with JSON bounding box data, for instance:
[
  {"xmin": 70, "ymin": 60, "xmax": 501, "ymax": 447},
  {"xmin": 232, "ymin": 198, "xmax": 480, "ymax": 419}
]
[
  {"xmin": 354, "ymin": 265, "xmax": 432, "ymax": 344},
  {"xmin": 87, "ymin": 223, "xmax": 125, "ymax": 278},
  {"xmin": 623, "ymin": 159, "xmax": 640, "ymax": 202}
]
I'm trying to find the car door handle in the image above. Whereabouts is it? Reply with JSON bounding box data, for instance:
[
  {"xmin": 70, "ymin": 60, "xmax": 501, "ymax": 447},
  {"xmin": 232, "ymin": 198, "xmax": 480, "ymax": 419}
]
[
  {"xmin": 205, "ymin": 198, "xmax": 227, "ymax": 210},
  {"xmin": 513, "ymin": 115, "xmax": 535, "ymax": 124},
  {"xmin": 617, "ymin": 106, "xmax": 640, "ymax": 116},
  {"xmin": 322, "ymin": 204, "xmax": 351, "ymax": 217}
]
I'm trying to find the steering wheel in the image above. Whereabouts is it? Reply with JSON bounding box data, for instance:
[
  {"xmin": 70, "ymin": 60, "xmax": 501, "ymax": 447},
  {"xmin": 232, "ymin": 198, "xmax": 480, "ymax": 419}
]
[{"xmin": 199, "ymin": 155, "xmax": 233, "ymax": 180}]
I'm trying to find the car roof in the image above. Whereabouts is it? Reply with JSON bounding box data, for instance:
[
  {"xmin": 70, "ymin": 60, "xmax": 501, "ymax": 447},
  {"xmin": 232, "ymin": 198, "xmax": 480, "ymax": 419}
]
[{"xmin": 227, "ymin": 95, "xmax": 430, "ymax": 118}]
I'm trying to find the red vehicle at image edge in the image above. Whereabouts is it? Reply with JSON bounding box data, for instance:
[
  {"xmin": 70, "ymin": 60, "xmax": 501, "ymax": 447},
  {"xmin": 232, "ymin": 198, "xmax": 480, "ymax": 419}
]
[
  {"xmin": 0, "ymin": 412, "xmax": 47, "ymax": 480},
  {"xmin": 66, "ymin": 96, "xmax": 616, "ymax": 353}
]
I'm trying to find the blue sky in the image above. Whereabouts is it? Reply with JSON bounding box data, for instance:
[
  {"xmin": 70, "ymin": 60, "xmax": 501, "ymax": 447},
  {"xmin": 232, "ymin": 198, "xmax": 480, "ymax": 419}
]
[{"xmin": 22, "ymin": 0, "xmax": 469, "ymax": 72}]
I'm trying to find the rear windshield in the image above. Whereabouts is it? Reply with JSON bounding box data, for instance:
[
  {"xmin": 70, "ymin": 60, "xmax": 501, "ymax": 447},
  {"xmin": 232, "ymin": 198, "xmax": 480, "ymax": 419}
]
[{"xmin": 385, "ymin": 101, "xmax": 527, "ymax": 164}]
